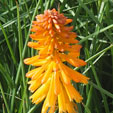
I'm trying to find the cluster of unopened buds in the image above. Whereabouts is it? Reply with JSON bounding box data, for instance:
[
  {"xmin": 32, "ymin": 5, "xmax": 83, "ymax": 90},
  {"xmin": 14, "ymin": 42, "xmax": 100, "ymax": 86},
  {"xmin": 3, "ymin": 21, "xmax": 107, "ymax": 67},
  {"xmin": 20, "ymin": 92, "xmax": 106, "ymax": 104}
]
[{"xmin": 24, "ymin": 9, "xmax": 89, "ymax": 113}]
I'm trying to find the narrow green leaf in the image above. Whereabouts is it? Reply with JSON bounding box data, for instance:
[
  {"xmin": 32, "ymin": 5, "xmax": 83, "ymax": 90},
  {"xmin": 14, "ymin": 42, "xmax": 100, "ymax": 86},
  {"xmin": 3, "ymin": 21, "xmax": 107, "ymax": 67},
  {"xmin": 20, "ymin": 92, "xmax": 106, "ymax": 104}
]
[
  {"xmin": 0, "ymin": 82, "xmax": 10, "ymax": 113},
  {"xmin": 0, "ymin": 22, "xmax": 17, "ymax": 65}
]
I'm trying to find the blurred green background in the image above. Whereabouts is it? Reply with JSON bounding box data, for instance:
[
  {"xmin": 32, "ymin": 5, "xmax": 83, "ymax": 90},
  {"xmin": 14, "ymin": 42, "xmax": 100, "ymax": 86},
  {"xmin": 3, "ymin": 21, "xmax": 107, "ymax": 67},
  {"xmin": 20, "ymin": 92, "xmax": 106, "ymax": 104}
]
[{"xmin": 0, "ymin": 0, "xmax": 113, "ymax": 113}]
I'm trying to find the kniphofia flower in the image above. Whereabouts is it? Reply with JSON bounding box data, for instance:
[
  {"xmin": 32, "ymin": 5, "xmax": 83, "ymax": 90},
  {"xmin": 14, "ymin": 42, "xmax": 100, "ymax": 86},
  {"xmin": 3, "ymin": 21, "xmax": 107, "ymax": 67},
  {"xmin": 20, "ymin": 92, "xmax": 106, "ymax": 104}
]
[{"xmin": 24, "ymin": 9, "xmax": 89, "ymax": 113}]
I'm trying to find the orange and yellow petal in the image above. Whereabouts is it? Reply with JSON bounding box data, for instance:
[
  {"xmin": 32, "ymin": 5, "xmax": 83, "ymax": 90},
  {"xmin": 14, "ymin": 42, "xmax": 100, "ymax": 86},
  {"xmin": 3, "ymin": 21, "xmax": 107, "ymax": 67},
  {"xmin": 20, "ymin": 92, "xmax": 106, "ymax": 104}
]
[
  {"xmin": 64, "ymin": 83, "xmax": 83, "ymax": 103},
  {"xmin": 42, "ymin": 76, "xmax": 57, "ymax": 113},
  {"xmin": 30, "ymin": 78, "xmax": 50, "ymax": 104}
]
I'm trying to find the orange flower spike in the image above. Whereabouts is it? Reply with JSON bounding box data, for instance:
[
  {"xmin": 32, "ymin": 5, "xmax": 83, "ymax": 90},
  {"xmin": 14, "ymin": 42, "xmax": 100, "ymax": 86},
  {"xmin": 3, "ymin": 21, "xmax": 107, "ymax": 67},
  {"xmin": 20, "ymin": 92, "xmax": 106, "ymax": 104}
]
[{"xmin": 24, "ymin": 8, "xmax": 89, "ymax": 113}]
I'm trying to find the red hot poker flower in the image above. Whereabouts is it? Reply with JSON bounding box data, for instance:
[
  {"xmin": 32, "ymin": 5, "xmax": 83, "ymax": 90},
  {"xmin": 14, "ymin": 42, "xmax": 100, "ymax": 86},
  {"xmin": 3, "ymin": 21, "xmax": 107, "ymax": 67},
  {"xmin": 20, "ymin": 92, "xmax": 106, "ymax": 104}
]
[{"xmin": 24, "ymin": 9, "xmax": 89, "ymax": 113}]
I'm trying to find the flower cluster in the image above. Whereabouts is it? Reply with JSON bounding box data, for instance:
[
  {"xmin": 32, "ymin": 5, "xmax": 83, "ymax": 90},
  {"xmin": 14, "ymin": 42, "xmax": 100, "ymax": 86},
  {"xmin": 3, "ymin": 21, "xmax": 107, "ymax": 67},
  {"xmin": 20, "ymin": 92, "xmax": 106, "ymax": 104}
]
[{"xmin": 24, "ymin": 9, "xmax": 89, "ymax": 113}]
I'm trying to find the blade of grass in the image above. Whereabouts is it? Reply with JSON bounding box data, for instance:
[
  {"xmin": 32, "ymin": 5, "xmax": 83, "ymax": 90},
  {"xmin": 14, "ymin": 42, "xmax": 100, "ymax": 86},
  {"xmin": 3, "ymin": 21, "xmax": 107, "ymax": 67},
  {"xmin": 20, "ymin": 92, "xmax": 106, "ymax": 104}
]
[
  {"xmin": 90, "ymin": 1, "xmax": 105, "ymax": 54},
  {"xmin": 77, "ymin": 0, "xmax": 113, "ymax": 43},
  {"xmin": 86, "ymin": 44, "xmax": 113, "ymax": 62},
  {"xmin": 28, "ymin": 103, "xmax": 42, "ymax": 113},
  {"xmin": 82, "ymin": 102, "xmax": 91, "ymax": 113},
  {"xmin": 10, "ymin": 0, "xmax": 42, "ymax": 112},
  {"xmin": 0, "ymin": 63, "xmax": 14, "ymax": 89},
  {"xmin": 45, "ymin": 0, "xmax": 50, "ymax": 10},
  {"xmin": 84, "ymin": 45, "xmax": 110, "ymax": 113},
  {"xmin": 0, "ymin": 22, "xmax": 17, "ymax": 65},
  {"xmin": 79, "ymin": 24, "xmax": 113, "ymax": 44},
  {"xmin": 3, "ymin": 104, "xmax": 6, "ymax": 113},
  {"xmin": 0, "ymin": 0, "xmax": 31, "ymax": 17},
  {"xmin": 111, "ymin": 48, "xmax": 113, "ymax": 92},
  {"xmin": 0, "ymin": 82, "xmax": 10, "ymax": 113},
  {"xmin": 0, "ymin": 8, "xmax": 35, "ymax": 31},
  {"xmin": 23, "ymin": 0, "xmax": 32, "ymax": 20},
  {"xmin": 90, "ymin": 62, "xmax": 110, "ymax": 113},
  {"xmin": 18, "ymin": 89, "xmax": 26, "ymax": 113},
  {"xmin": 50, "ymin": 0, "xmax": 55, "ymax": 8},
  {"xmin": 16, "ymin": 1, "xmax": 26, "ymax": 113},
  {"xmin": 83, "ymin": 52, "xmax": 105, "ymax": 75},
  {"xmin": 85, "ymin": 86, "xmax": 93, "ymax": 113},
  {"xmin": 75, "ymin": 44, "xmax": 113, "ymax": 72},
  {"xmin": 89, "ymin": 81, "xmax": 113, "ymax": 99},
  {"xmin": 63, "ymin": 0, "xmax": 98, "ymax": 12},
  {"xmin": 40, "ymin": 0, "xmax": 44, "ymax": 13}
]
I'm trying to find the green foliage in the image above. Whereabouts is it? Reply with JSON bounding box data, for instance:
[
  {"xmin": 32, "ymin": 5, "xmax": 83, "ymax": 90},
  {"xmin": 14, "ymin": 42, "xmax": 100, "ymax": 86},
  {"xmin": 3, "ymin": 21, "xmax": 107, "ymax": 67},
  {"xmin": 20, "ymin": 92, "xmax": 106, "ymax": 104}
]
[{"xmin": 0, "ymin": 0, "xmax": 113, "ymax": 113}]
